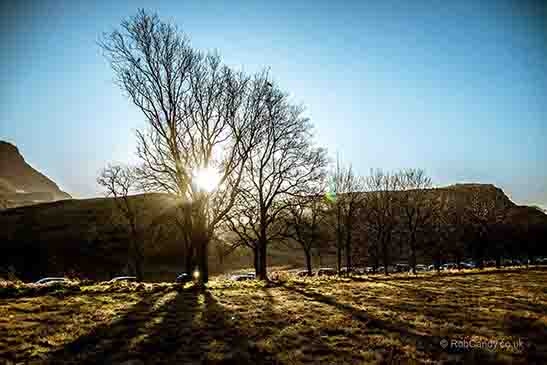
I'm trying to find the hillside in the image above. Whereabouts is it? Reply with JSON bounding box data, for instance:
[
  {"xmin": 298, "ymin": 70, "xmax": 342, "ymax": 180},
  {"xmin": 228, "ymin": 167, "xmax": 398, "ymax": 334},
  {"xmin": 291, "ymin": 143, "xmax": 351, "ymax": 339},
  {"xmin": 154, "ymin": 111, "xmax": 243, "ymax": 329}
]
[
  {"xmin": 0, "ymin": 141, "xmax": 71, "ymax": 210},
  {"xmin": 0, "ymin": 183, "xmax": 545, "ymax": 281}
]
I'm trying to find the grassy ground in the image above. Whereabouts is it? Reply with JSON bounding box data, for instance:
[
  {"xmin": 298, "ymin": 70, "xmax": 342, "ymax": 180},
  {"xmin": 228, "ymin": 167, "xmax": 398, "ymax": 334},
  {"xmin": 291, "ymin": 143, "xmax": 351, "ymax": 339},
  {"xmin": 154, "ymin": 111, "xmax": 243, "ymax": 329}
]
[{"xmin": 1, "ymin": 268, "xmax": 546, "ymax": 364}]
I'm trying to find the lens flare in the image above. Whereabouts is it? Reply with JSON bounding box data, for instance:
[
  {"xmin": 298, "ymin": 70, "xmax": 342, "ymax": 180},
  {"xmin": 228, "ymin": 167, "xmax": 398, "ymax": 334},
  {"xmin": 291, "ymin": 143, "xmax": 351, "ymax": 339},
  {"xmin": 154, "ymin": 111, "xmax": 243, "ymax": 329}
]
[{"xmin": 193, "ymin": 166, "xmax": 221, "ymax": 192}]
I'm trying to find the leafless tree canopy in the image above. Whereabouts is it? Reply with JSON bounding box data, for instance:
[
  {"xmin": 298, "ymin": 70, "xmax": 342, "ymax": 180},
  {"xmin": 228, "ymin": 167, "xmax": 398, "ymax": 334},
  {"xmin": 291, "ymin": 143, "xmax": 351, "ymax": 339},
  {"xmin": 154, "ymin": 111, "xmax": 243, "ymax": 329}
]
[
  {"xmin": 97, "ymin": 164, "xmax": 145, "ymax": 280},
  {"xmin": 397, "ymin": 169, "xmax": 435, "ymax": 273},
  {"xmin": 100, "ymin": 10, "xmax": 329, "ymax": 281},
  {"xmin": 97, "ymin": 10, "xmax": 532, "ymax": 281},
  {"xmin": 225, "ymin": 82, "xmax": 328, "ymax": 279},
  {"xmin": 327, "ymin": 163, "xmax": 367, "ymax": 274},
  {"xmin": 100, "ymin": 10, "xmax": 264, "ymax": 281}
]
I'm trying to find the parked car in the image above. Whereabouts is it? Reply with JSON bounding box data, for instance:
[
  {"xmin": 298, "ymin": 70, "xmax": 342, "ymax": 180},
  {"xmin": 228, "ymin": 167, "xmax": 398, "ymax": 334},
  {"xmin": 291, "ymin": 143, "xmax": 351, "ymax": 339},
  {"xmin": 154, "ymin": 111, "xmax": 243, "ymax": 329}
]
[
  {"xmin": 176, "ymin": 273, "xmax": 193, "ymax": 283},
  {"xmin": 414, "ymin": 264, "xmax": 428, "ymax": 272},
  {"xmin": 316, "ymin": 268, "xmax": 336, "ymax": 276},
  {"xmin": 109, "ymin": 276, "xmax": 137, "ymax": 283},
  {"xmin": 441, "ymin": 263, "xmax": 458, "ymax": 271},
  {"xmin": 394, "ymin": 264, "xmax": 411, "ymax": 273},
  {"xmin": 340, "ymin": 267, "xmax": 360, "ymax": 275},
  {"xmin": 35, "ymin": 277, "xmax": 70, "ymax": 285},
  {"xmin": 377, "ymin": 265, "xmax": 397, "ymax": 273},
  {"xmin": 231, "ymin": 273, "xmax": 256, "ymax": 281},
  {"xmin": 296, "ymin": 270, "xmax": 313, "ymax": 277},
  {"xmin": 484, "ymin": 260, "xmax": 496, "ymax": 267},
  {"xmin": 459, "ymin": 262, "xmax": 475, "ymax": 269}
]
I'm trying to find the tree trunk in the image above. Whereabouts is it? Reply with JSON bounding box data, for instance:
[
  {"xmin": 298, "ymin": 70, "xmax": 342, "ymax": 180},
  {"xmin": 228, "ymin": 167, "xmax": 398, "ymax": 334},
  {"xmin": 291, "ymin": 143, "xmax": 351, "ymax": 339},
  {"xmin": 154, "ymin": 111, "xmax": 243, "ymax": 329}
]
[
  {"xmin": 130, "ymin": 230, "xmax": 144, "ymax": 281},
  {"xmin": 345, "ymin": 225, "xmax": 352, "ymax": 276},
  {"xmin": 410, "ymin": 233, "xmax": 417, "ymax": 275},
  {"xmin": 337, "ymin": 245, "xmax": 342, "ymax": 275},
  {"xmin": 259, "ymin": 240, "xmax": 267, "ymax": 280},
  {"xmin": 383, "ymin": 234, "xmax": 390, "ymax": 275},
  {"xmin": 201, "ymin": 237, "xmax": 209, "ymax": 283},
  {"xmin": 253, "ymin": 245, "xmax": 260, "ymax": 277},
  {"xmin": 305, "ymin": 249, "xmax": 312, "ymax": 275},
  {"xmin": 134, "ymin": 256, "xmax": 144, "ymax": 282},
  {"xmin": 336, "ymin": 202, "xmax": 342, "ymax": 275}
]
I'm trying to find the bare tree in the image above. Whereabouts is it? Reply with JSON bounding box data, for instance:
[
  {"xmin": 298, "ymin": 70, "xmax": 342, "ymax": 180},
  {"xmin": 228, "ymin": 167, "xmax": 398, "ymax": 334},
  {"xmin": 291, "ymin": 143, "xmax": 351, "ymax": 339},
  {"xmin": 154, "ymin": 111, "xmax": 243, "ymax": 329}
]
[
  {"xmin": 97, "ymin": 164, "xmax": 145, "ymax": 281},
  {"xmin": 398, "ymin": 169, "xmax": 436, "ymax": 274},
  {"xmin": 226, "ymin": 82, "xmax": 328, "ymax": 280},
  {"xmin": 282, "ymin": 191, "xmax": 329, "ymax": 275},
  {"xmin": 465, "ymin": 189, "xmax": 510, "ymax": 268},
  {"xmin": 327, "ymin": 162, "xmax": 367, "ymax": 275},
  {"xmin": 364, "ymin": 169, "xmax": 401, "ymax": 275},
  {"xmin": 100, "ymin": 10, "xmax": 258, "ymax": 282}
]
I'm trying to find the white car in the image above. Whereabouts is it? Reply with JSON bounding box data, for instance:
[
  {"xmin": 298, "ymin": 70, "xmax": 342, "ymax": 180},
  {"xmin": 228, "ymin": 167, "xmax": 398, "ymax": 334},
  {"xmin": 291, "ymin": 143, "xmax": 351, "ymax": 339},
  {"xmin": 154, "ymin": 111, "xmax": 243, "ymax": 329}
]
[
  {"xmin": 316, "ymin": 268, "xmax": 336, "ymax": 276},
  {"xmin": 35, "ymin": 277, "xmax": 70, "ymax": 285},
  {"xmin": 231, "ymin": 273, "xmax": 256, "ymax": 281},
  {"xmin": 109, "ymin": 276, "xmax": 137, "ymax": 283}
]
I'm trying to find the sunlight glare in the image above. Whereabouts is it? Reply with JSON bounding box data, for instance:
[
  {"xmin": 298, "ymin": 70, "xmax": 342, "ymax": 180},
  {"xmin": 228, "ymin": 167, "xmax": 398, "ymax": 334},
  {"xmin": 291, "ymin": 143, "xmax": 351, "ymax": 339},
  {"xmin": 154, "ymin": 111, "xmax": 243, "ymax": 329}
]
[{"xmin": 193, "ymin": 166, "xmax": 221, "ymax": 193}]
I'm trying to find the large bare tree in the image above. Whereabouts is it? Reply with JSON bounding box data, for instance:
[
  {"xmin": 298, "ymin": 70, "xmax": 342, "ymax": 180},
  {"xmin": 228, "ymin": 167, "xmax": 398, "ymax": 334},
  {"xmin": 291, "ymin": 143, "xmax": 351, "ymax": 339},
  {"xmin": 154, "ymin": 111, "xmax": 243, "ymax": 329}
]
[
  {"xmin": 226, "ymin": 82, "xmax": 328, "ymax": 280},
  {"xmin": 100, "ymin": 10, "xmax": 258, "ymax": 282}
]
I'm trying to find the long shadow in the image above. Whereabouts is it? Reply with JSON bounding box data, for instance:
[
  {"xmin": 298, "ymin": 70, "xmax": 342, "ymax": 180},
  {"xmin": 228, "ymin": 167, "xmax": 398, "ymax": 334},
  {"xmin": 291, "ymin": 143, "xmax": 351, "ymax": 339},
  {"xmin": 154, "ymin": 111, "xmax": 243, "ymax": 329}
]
[
  {"xmin": 375, "ymin": 275, "xmax": 547, "ymax": 318},
  {"xmin": 279, "ymin": 282, "xmax": 506, "ymax": 364},
  {"xmin": 43, "ymin": 288, "xmax": 193, "ymax": 364},
  {"xmin": 44, "ymin": 285, "xmax": 283, "ymax": 364},
  {"xmin": 127, "ymin": 288, "xmax": 281, "ymax": 363},
  {"xmin": 257, "ymin": 285, "xmax": 376, "ymax": 363}
]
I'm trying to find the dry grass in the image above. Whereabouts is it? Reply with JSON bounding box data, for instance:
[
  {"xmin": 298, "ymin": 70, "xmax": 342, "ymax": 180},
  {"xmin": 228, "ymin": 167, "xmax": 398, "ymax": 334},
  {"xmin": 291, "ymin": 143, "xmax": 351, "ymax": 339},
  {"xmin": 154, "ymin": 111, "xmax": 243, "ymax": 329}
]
[{"xmin": 1, "ymin": 268, "xmax": 546, "ymax": 364}]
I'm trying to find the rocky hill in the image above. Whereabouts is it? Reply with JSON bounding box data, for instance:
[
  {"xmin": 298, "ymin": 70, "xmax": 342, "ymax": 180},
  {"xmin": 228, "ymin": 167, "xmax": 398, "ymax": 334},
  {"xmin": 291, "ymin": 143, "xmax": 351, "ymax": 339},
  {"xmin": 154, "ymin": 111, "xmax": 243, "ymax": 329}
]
[{"xmin": 0, "ymin": 141, "xmax": 71, "ymax": 210}]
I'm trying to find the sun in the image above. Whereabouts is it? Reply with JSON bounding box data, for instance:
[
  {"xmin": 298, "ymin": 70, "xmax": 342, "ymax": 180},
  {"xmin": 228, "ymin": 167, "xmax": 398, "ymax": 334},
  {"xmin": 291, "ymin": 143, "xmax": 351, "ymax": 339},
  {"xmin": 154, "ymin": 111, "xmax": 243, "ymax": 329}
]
[{"xmin": 193, "ymin": 166, "xmax": 221, "ymax": 193}]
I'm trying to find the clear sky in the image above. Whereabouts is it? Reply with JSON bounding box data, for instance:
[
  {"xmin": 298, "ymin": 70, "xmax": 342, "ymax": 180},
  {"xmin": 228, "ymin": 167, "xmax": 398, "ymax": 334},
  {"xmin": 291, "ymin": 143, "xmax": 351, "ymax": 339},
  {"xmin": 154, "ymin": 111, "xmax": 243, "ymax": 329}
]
[{"xmin": 1, "ymin": 0, "xmax": 546, "ymax": 207}]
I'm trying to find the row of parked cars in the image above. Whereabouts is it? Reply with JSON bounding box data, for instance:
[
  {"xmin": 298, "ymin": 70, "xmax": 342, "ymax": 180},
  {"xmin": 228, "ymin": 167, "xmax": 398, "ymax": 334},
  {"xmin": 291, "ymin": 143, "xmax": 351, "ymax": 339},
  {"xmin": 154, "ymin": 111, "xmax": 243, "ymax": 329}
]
[
  {"xmin": 33, "ymin": 257, "xmax": 547, "ymax": 284},
  {"xmin": 293, "ymin": 258, "xmax": 547, "ymax": 276},
  {"xmin": 34, "ymin": 276, "xmax": 139, "ymax": 285}
]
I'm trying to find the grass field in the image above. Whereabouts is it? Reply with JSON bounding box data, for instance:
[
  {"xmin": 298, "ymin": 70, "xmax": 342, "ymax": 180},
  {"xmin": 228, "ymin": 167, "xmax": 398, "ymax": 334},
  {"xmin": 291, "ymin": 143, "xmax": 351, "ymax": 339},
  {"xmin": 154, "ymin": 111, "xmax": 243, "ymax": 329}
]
[{"xmin": 1, "ymin": 268, "xmax": 546, "ymax": 364}]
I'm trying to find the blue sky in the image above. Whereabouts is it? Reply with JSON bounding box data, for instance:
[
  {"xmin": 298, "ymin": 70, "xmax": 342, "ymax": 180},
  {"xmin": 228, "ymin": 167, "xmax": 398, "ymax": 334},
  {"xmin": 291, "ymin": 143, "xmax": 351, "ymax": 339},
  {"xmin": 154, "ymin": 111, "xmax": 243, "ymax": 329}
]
[{"xmin": 1, "ymin": 0, "xmax": 546, "ymax": 207}]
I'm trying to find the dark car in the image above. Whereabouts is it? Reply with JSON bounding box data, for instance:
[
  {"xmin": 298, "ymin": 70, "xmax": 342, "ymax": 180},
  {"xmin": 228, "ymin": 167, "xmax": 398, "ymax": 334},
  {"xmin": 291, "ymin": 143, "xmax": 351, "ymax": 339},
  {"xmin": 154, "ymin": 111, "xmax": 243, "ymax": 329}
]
[
  {"xmin": 340, "ymin": 267, "xmax": 361, "ymax": 275},
  {"xmin": 176, "ymin": 273, "xmax": 193, "ymax": 283},
  {"xmin": 296, "ymin": 270, "xmax": 313, "ymax": 277},
  {"xmin": 394, "ymin": 264, "xmax": 411, "ymax": 273},
  {"xmin": 316, "ymin": 268, "xmax": 336, "ymax": 276}
]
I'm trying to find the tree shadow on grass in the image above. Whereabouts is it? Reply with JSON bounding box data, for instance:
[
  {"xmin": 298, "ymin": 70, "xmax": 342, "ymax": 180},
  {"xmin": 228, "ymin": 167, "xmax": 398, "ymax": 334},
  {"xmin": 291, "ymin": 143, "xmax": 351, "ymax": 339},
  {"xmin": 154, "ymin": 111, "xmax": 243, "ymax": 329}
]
[
  {"xmin": 43, "ymin": 286, "xmax": 282, "ymax": 364},
  {"xmin": 43, "ymin": 289, "xmax": 182, "ymax": 364},
  {"xmin": 257, "ymin": 286, "xmax": 371, "ymax": 364},
  {"xmin": 279, "ymin": 282, "xmax": 508, "ymax": 364}
]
